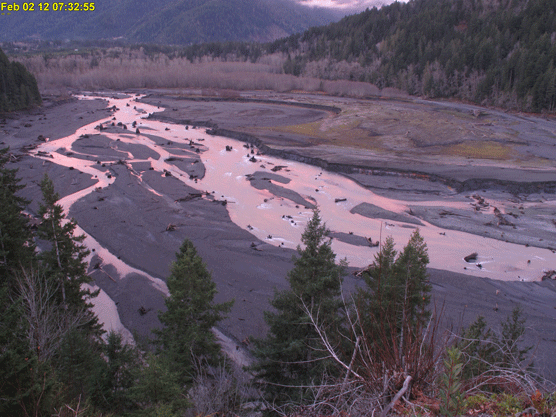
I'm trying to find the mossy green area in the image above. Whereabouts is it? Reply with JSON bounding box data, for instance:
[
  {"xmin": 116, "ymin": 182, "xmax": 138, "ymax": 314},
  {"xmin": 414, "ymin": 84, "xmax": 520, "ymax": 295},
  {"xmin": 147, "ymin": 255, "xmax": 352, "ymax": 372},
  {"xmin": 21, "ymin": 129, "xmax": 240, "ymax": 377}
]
[
  {"xmin": 244, "ymin": 99, "xmax": 537, "ymax": 165},
  {"xmin": 440, "ymin": 141, "xmax": 515, "ymax": 160}
]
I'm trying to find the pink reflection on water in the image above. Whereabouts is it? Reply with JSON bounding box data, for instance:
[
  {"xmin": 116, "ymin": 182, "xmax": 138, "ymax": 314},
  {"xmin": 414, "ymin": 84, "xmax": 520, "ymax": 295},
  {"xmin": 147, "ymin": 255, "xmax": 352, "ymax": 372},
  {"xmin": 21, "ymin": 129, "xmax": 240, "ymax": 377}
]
[{"xmin": 32, "ymin": 94, "xmax": 556, "ymax": 283}]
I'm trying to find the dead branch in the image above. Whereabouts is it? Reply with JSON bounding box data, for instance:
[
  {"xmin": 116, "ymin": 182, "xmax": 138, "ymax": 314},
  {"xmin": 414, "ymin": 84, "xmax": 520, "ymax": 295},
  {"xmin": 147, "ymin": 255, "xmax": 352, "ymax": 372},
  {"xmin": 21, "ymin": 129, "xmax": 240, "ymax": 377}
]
[
  {"xmin": 381, "ymin": 375, "xmax": 412, "ymax": 417},
  {"xmin": 301, "ymin": 299, "xmax": 365, "ymax": 382}
]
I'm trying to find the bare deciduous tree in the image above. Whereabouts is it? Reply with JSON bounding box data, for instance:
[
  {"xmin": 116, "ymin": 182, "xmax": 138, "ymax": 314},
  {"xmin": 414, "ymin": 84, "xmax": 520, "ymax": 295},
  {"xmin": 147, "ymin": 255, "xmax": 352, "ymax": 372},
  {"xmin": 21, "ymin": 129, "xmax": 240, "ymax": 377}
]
[
  {"xmin": 14, "ymin": 268, "xmax": 94, "ymax": 362},
  {"xmin": 294, "ymin": 297, "xmax": 439, "ymax": 417},
  {"xmin": 188, "ymin": 357, "xmax": 255, "ymax": 417}
]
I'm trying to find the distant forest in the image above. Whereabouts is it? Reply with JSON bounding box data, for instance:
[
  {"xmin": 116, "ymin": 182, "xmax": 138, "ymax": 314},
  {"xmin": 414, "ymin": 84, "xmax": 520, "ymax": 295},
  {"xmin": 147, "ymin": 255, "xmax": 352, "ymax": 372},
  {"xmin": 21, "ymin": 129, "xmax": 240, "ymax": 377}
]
[
  {"xmin": 0, "ymin": 48, "xmax": 41, "ymax": 112},
  {"xmin": 182, "ymin": 0, "xmax": 556, "ymax": 112},
  {"xmin": 3, "ymin": 0, "xmax": 556, "ymax": 113}
]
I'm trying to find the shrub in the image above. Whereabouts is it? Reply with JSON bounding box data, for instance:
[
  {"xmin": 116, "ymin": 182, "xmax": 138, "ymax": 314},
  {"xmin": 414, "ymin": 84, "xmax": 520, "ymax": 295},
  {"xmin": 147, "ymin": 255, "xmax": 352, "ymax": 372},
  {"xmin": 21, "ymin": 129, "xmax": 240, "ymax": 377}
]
[{"xmin": 438, "ymin": 347, "xmax": 464, "ymax": 417}]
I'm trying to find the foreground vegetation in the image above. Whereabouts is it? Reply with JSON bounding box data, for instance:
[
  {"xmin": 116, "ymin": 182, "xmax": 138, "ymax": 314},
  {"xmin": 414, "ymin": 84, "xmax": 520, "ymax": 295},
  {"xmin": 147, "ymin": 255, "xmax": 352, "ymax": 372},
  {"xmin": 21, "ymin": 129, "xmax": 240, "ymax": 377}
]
[
  {"xmin": 1, "ymin": 145, "xmax": 555, "ymax": 416},
  {"xmin": 0, "ymin": 147, "xmax": 238, "ymax": 416},
  {"xmin": 250, "ymin": 211, "xmax": 554, "ymax": 416}
]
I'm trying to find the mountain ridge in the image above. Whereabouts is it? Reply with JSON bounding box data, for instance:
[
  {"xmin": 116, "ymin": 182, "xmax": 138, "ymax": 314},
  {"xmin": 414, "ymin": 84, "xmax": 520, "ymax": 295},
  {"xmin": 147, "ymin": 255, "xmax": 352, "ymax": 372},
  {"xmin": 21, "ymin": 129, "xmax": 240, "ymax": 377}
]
[{"xmin": 0, "ymin": 0, "xmax": 342, "ymax": 44}]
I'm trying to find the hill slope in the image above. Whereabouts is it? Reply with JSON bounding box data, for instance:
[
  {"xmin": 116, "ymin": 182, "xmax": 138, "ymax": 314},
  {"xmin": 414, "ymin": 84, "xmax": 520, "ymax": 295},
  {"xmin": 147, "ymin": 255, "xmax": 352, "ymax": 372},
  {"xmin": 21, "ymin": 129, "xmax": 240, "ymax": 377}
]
[
  {"xmin": 0, "ymin": 0, "xmax": 340, "ymax": 44},
  {"xmin": 265, "ymin": 0, "xmax": 556, "ymax": 111}
]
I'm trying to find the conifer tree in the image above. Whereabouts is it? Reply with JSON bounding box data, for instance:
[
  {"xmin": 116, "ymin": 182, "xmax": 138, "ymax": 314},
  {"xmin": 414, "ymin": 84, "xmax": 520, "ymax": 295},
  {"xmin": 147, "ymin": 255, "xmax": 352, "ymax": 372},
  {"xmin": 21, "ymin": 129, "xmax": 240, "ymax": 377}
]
[
  {"xmin": 357, "ymin": 229, "xmax": 430, "ymax": 347},
  {"xmin": 0, "ymin": 150, "xmax": 54, "ymax": 415},
  {"xmin": 253, "ymin": 208, "xmax": 345, "ymax": 404},
  {"xmin": 500, "ymin": 305, "xmax": 532, "ymax": 367},
  {"xmin": 156, "ymin": 239, "xmax": 234, "ymax": 385},
  {"xmin": 36, "ymin": 174, "xmax": 102, "ymax": 403},
  {"xmin": 1, "ymin": 269, "xmax": 71, "ymax": 416},
  {"xmin": 0, "ymin": 284, "xmax": 49, "ymax": 417},
  {"xmin": 0, "ymin": 147, "xmax": 34, "ymax": 283},
  {"xmin": 37, "ymin": 174, "xmax": 96, "ymax": 315},
  {"xmin": 89, "ymin": 332, "xmax": 138, "ymax": 415},
  {"xmin": 457, "ymin": 315, "xmax": 497, "ymax": 380},
  {"xmin": 0, "ymin": 48, "xmax": 41, "ymax": 112},
  {"xmin": 129, "ymin": 353, "xmax": 187, "ymax": 415},
  {"xmin": 458, "ymin": 305, "xmax": 533, "ymax": 382},
  {"xmin": 354, "ymin": 229, "xmax": 432, "ymax": 386}
]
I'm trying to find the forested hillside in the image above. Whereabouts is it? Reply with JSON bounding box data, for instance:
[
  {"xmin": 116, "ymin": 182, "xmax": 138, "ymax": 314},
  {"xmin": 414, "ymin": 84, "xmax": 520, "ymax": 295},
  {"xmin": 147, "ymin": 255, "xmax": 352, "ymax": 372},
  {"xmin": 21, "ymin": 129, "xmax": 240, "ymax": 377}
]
[
  {"xmin": 279, "ymin": 0, "xmax": 556, "ymax": 111},
  {"xmin": 182, "ymin": 0, "xmax": 556, "ymax": 112},
  {"xmin": 8, "ymin": 0, "xmax": 556, "ymax": 112},
  {"xmin": 0, "ymin": 48, "xmax": 41, "ymax": 111}
]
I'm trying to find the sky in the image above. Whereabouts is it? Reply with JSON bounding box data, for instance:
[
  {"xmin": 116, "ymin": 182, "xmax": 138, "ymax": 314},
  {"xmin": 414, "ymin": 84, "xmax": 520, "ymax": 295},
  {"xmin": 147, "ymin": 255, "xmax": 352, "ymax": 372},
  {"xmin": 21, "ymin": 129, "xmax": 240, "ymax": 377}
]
[{"xmin": 295, "ymin": 0, "xmax": 407, "ymax": 11}]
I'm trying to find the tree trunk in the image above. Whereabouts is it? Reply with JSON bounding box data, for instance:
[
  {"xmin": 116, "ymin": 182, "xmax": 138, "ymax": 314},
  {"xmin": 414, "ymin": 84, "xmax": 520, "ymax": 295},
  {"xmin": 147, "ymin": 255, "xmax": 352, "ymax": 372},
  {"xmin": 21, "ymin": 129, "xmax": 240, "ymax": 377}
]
[{"xmin": 50, "ymin": 215, "xmax": 67, "ymax": 308}]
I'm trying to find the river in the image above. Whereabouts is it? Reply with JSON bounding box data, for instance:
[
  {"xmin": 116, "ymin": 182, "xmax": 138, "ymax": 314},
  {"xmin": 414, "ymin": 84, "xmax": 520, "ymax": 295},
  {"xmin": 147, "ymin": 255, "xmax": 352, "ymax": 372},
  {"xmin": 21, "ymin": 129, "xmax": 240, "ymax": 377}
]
[{"xmin": 31, "ymin": 93, "xmax": 556, "ymax": 338}]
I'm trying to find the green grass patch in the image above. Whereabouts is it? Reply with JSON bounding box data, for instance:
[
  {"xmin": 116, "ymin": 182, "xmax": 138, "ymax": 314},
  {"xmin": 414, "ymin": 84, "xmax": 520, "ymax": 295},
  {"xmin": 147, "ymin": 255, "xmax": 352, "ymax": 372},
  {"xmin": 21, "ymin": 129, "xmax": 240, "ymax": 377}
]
[
  {"xmin": 441, "ymin": 141, "xmax": 515, "ymax": 160},
  {"xmin": 267, "ymin": 118, "xmax": 387, "ymax": 151}
]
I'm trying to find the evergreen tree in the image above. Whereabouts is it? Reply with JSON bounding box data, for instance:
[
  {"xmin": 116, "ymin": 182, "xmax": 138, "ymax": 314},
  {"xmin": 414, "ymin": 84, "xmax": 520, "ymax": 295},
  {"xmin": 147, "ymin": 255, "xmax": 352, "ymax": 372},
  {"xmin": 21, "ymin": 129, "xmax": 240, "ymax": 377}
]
[
  {"xmin": 252, "ymin": 208, "xmax": 345, "ymax": 404},
  {"xmin": 393, "ymin": 229, "xmax": 431, "ymax": 329},
  {"xmin": 129, "ymin": 353, "xmax": 187, "ymax": 416},
  {"xmin": 357, "ymin": 229, "xmax": 430, "ymax": 349},
  {"xmin": 354, "ymin": 230, "xmax": 432, "ymax": 387},
  {"xmin": 500, "ymin": 305, "xmax": 532, "ymax": 367},
  {"xmin": 458, "ymin": 305, "xmax": 532, "ymax": 383},
  {"xmin": 256, "ymin": 0, "xmax": 556, "ymax": 112},
  {"xmin": 37, "ymin": 174, "xmax": 97, "ymax": 317},
  {"xmin": 53, "ymin": 327, "xmax": 101, "ymax": 405},
  {"xmin": 36, "ymin": 175, "xmax": 102, "ymax": 405},
  {"xmin": 156, "ymin": 239, "xmax": 233, "ymax": 385},
  {"xmin": 0, "ymin": 47, "xmax": 41, "ymax": 112},
  {"xmin": 0, "ymin": 147, "xmax": 35, "ymax": 283},
  {"xmin": 0, "ymin": 284, "xmax": 46, "ymax": 417},
  {"xmin": 89, "ymin": 332, "xmax": 138, "ymax": 415},
  {"xmin": 457, "ymin": 315, "xmax": 498, "ymax": 380},
  {"xmin": 0, "ymin": 149, "xmax": 53, "ymax": 416},
  {"xmin": 0, "ymin": 272, "xmax": 60, "ymax": 417}
]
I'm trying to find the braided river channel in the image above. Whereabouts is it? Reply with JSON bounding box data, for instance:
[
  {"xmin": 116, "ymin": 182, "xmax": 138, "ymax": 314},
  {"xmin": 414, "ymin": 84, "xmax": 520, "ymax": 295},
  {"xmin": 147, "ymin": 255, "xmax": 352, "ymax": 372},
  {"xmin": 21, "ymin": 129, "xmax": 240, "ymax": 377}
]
[{"xmin": 31, "ymin": 94, "xmax": 556, "ymax": 339}]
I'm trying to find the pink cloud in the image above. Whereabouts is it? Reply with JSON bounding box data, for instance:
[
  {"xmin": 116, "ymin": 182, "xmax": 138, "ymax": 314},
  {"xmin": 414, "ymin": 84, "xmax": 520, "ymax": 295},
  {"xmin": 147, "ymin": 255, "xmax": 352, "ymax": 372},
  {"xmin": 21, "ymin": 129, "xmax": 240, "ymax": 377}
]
[{"xmin": 295, "ymin": 0, "xmax": 405, "ymax": 11}]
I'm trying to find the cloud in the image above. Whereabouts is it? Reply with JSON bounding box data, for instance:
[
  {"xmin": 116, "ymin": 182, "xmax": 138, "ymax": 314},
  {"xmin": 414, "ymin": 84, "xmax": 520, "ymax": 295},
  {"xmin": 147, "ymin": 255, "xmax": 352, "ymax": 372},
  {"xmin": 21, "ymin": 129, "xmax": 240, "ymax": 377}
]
[{"xmin": 295, "ymin": 0, "xmax": 405, "ymax": 11}]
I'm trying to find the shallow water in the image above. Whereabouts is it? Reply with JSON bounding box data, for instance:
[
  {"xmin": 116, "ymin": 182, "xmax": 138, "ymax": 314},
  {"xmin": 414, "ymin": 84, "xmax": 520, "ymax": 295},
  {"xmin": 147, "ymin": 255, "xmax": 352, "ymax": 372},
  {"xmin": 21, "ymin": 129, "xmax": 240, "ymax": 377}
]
[
  {"xmin": 34, "ymin": 94, "xmax": 556, "ymax": 289},
  {"xmin": 199, "ymin": 139, "xmax": 554, "ymax": 282}
]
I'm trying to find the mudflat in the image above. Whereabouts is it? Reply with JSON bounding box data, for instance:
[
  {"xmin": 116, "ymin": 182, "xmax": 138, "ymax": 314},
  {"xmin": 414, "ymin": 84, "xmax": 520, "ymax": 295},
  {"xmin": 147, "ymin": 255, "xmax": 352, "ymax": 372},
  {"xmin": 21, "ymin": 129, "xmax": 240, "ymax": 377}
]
[
  {"xmin": 2, "ymin": 91, "xmax": 556, "ymax": 379},
  {"xmin": 142, "ymin": 91, "xmax": 556, "ymax": 185},
  {"xmin": 144, "ymin": 91, "xmax": 556, "ymax": 251}
]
